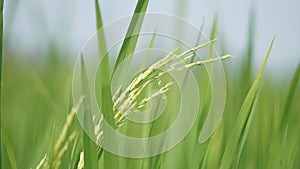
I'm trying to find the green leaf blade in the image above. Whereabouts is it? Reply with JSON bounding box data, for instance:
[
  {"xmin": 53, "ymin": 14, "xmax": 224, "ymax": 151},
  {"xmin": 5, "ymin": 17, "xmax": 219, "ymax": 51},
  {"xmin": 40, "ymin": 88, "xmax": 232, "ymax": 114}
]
[
  {"xmin": 80, "ymin": 55, "xmax": 99, "ymax": 169},
  {"xmin": 219, "ymin": 37, "xmax": 275, "ymax": 169},
  {"xmin": 113, "ymin": 0, "xmax": 150, "ymax": 72}
]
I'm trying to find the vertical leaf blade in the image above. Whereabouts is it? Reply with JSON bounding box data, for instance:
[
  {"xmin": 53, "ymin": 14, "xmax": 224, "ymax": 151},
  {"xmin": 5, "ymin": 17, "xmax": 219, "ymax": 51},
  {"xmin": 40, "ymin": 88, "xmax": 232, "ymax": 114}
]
[
  {"xmin": 2, "ymin": 131, "xmax": 17, "ymax": 169},
  {"xmin": 209, "ymin": 13, "xmax": 218, "ymax": 58},
  {"xmin": 113, "ymin": 0, "xmax": 150, "ymax": 72},
  {"xmin": 219, "ymin": 37, "xmax": 275, "ymax": 169},
  {"xmin": 80, "ymin": 55, "xmax": 99, "ymax": 169},
  {"xmin": 281, "ymin": 62, "xmax": 300, "ymax": 129}
]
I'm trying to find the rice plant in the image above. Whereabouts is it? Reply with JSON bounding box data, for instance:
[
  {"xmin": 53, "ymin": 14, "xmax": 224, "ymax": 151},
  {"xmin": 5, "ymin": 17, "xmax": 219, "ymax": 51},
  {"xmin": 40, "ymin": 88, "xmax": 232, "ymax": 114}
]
[{"xmin": 1, "ymin": 0, "xmax": 300, "ymax": 169}]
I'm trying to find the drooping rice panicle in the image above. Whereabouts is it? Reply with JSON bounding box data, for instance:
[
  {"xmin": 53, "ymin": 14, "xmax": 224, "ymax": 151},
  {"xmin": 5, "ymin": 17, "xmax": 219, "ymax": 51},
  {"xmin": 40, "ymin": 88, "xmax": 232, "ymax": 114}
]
[
  {"xmin": 113, "ymin": 42, "xmax": 231, "ymax": 127},
  {"xmin": 93, "ymin": 114, "xmax": 104, "ymax": 145},
  {"xmin": 54, "ymin": 96, "xmax": 84, "ymax": 153},
  {"xmin": 183, "ymin": 54, "xmax": 231, "ymax": 69},
  {"xmin": 53, "ymin": 131, "xmax": 78, "ymax": 169},
  {"xmin": 137, "ymin": 81, "xmax": 174, "ymax": 109}
]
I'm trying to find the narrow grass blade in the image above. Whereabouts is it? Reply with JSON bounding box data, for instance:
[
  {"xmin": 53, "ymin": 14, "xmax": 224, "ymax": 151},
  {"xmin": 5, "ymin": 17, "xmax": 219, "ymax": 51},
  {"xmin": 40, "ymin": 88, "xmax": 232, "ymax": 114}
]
[
  {"xmin": 94, "ymin": 0, "xmax": 115, "ymax": 135},
  {"xmin": 278, "ymin": 63, "xmax": 300, "ymax": 167},
  {"xmin": 80, "ymin": 55, "xmax": 99, "ymax": 169},
  {"xmin": 83, "ymin": 133, "xmax": 99, "ymax": 169},
  {"xmin": 94, "ymin": 2, "xmax": 121, "ymax": 167},
  {"xmin": 94, "ymin": 0, "xmax": 109, "ymax": 79},
  {"xmin": 245, "ymin": 5, "xmax": 255, "ymax": 79},
  {"xmin": 68, "ymin": 133, "xmax": 79, "ymax": 169},
  {"xmin": 94, "ymin": 0, "xmax": 115, "ymax": 127},
  {"xmin": 36, "ymin": 155, "xmax": 49, "ymax": 169},
  {"xmin": 235, "ymin": 85, "xmax": 263, "ymax": 167},
  {"xmin": 190, "ymin": 18, "xmax": 205, "ymax": 63},
  {"xmin": 175, "ymin": 0, "xmax": 188, "ymax": 18},
  {"xmin": 199, "ymin": 140, "xmax": 211, "ymax": 169},
  {"xmin": 140, "ymin": 26, "xmax": 157, "ymax": 70},
  {"xmin": 101, "ymin": 1, "xmax": 150, "ymax": 166},
  {"xmin": 196, "ymin": 17, "xmax": 216, "ymax": 143},
  {"xmin": 113, "ymin": 0, "xmax": 149, "ymax": 72},
  {"xmin": 219, "ymin": 37, "xmax": 275, "ymax": 169},
  {"xmin": 152, "ymin": 155, "xmax": 164, "ymax": 169},
  {"xmin": 123, "ymin": 30, "xmax": 158, "ymax": 169},
  {"xmin": 2, "ymin": 131, "xmax": 17, "ymax": 169},
  {"xmin": 48, "ymin": 124, "xmax": 57, "ymax": 169},
  {"xmin": 209, "ymin": 13, "xmax": 218, "ymax": 58},
  {"xmin": 95, "ymin": 0, "xmax": 104, "ymax": 31},
  {"xmin": 281, "ymin": 62, "xmax": 300, "ymax": 129},
  {"xmin": 241, "ymin": 5, "xmax": 256, "ymax": 94},
  {"xmin": 95, "ymin": 0, "xmax": 110, "ymax": 87}
]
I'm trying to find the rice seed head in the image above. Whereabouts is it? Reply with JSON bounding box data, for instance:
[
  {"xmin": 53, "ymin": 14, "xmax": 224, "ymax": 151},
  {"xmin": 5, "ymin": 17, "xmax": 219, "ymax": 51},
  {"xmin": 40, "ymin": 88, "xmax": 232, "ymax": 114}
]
[
  {"xmin": 54, "ymin": 96, "xmax": 84, "ymax": 153},
  {"xmin": 112, "ymin": 41, "xmax": 230, "ymax": 127},
  {"xmin": 127, "ymin": 47, "xmax": 179, "ymax": 92},
  {"xmin": 184, "ymin": 54, "xmax": 231, "ymax": 69},
  {"xmin": 93, "ymin": 114, "xmax": 104, "ymax": 145},
  {"xmin": 96, "ymin": 131, "xmax": 104, "ymax": 145},
  {"xmin": 53, "ymin": 131, "xmax": 78, "ymax": 169},
  {"xmin": 77, "ymin": 151, "xmax": 84, "ymax": 169},
  {"xmin": 175, "ymin": 39, "xmax": 216, "ymax": 59},
  {"xmin": 138, "ymin": 81, "xmax": 174, "ymax": 108}
]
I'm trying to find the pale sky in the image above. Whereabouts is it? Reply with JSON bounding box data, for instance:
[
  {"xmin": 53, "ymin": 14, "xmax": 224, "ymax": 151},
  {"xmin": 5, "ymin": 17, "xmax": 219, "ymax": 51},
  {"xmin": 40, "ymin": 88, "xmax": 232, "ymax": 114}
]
[{"xmin": 4, "ymin": 0, "xmax": 300, "ymax": 78}]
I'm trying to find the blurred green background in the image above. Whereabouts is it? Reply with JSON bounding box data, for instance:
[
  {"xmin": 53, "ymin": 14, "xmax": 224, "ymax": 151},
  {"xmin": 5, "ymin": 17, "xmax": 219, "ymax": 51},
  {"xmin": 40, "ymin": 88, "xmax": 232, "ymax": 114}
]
[{"xmin": 1, "ymin": 0, "xmax": 300, "ymax": 168}]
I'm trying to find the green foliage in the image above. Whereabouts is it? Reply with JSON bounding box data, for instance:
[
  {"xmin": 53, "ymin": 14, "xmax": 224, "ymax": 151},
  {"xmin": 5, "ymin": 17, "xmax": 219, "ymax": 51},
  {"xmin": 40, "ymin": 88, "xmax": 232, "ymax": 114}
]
[
  {"xmin": 281, "ymin": 62, "xmax": 300, "ymax": 129},
  {"xmin": 219, "ymin": 37, "xmax": 275, "ymax": 169},
  {"xmin": 113, "ymin": 0, "xmax": 149, "ymax": 72},
  {"xmin": 1, "ymin": 0, "xmax": 300, "ymax": 169},
  {"xmin": 2, "ymin": 131, "xmax": 17, "ymax": 169},
  {"xmin": 81, "ymin": 55, "xmax": 99, "ymax": 169}
]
